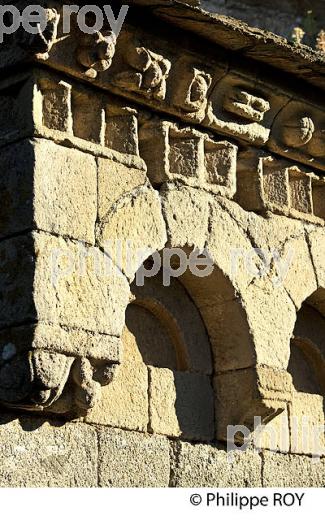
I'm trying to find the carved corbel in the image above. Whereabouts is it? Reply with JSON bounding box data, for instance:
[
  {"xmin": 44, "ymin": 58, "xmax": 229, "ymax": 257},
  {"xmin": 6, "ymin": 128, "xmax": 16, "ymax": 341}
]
[
  {"xmin": 16, "ymin": 7, "xmax": 60, "ymax": 60},
  {"xmin": 139, "ymin": 120, "xmax": 237, "ymax": 197},
  {"xmin": 76, "ymin": 31, "xmax": 117, "ymax": 79},
  {"xmin": 113, "ymin": 44, "xmax": 171, "ymax": 101},
  {"xmin": 0, "ymin": 325, "xmax": 120, "ymax": 416},
  {"xmin": 270, "ymin": 100, "xmax": 325, "ymax": 171},
  {"xmin": 236, "ymin": 149, "xmax": 324, "ymax": 223},
  {"xmin": 170, "ymin": 58, "xmax": 212, "ymax": 122}
]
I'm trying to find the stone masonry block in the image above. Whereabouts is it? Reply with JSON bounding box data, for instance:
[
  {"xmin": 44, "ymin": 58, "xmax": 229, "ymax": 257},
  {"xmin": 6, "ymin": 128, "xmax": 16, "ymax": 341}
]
[
  {"xmin": 161, "ymin": 185, "xmax": 210, "ymax": 251},
  {"xmin": 281, "ymin": 235, "xmax": 317, "ymax": 309},
  {"xmin": 86, "ymin": 325, "xmax": 148, "ymax": 431},
  {"xmin": 98, "ymin": 158, "xmax": 147, "ymax": 217},
  {"xmin": 171, "ymin": 441, "xmax": 262, "ymax": 487},
  {"xmin": 289, "ymin": 393, "xmax": 325, "ymax": 457},
  {"xmin": 252, "ymin": 406, "xmax": 290, "ymax": 453},
  {"xmin": 0, "ymin": 323, "xmax": 121, "ymax": 363},
  {"xmin": 98, "ymin": 428, "xmax": 170, "ymax": 487},
  {"xmin": 308, "ymin": 228, "xmax": 325, "ymax": 288},
  {"xmin": 149, "ymin": 367, "xmax": 214, "ymax": 442},
  {"xmin": 97, "ymin": 187, "xmax": 167, "ymax": 281},
  {"xmin": 215, "ymin": 367, "xmax": 292, "ymax": 443},
  {"xmin": 262, "ymin": 451, "xmax": 325, "ymax": 487},
  {"xmin": 0, "ymin": 231, "xmax": 130, "ymax": 336},
  {"xmin": 0, "ymin": 416, "xmax": 97, "ymax": 487},
  {"xmin": 0, "ymin": 139, "xmax": 97, "ymax": 243}
]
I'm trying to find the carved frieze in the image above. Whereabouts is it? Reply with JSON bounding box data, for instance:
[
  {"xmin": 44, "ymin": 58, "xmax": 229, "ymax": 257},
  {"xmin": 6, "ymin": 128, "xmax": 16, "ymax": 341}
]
[
  {"xmin": 269, "ymin": 100, "xmax": 325, "ymax": 171},
  {"xmin": 205, "ymin": 72, "xmax": 287, "ymax": 146},
  {"xmin": 112, "ymin": 43, "xmax": 171, "ymax": 101},
  {"xmin": 169, "ymin": 56, "xmax": 213, "ymax": 123},
  {"xmin": 76, "ymin": 31, "xmax": 117, "ymax": 79},
  {"xmin": 1, "ymin": 2, "xmax": 323, "ymax": 172}
]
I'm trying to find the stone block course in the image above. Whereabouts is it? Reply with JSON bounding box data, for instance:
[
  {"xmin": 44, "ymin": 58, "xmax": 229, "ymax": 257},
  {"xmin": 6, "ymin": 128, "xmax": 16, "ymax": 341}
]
[
  {"xmin": 0, "ymin": 416, "xmax": 97, "ymax": 487},
  {"xmin": 170, "ymin": 441, "xmax": 262, "ymax": 487},
  {"xmin": 262, "ymin": 451, "xmax": 325, "ymax": 487},
  {"xmin": 98, "ymin": 428, "xmax": 170, "ymax": 487}
]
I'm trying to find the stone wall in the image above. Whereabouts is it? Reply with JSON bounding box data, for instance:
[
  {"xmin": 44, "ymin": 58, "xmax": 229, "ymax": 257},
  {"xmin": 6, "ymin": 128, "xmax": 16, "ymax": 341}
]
[
  {"xmin": 0, "ymin": 0, "xmax": 325, "ymax": 487},
  {"xmin": 1, "ymin": 417, "xmax": 325, "ymax": 487}
]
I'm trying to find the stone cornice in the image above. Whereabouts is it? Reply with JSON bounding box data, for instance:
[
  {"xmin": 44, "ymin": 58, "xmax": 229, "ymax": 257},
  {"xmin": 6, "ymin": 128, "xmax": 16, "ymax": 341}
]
[
  {"xmin": 129, "ymin": 0, "xmax": 325, "ymax": 91},
  {"xmin": 1, "ymin": 1, "xmax": 325, "ymax": 173}
]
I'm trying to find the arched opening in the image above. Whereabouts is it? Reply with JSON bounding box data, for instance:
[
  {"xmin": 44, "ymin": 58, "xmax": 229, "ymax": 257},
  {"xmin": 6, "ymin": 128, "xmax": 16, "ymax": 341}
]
[
  {"xmin": 120, "ymin": 246, "xmax": 260, "ymax": 443},
  {"xmin": 289, "ymin": 289, "xmax": 325, "ymax": 395},
  {"xmin": 287, "ymin": 288, "xmax": 325, "ymax": 454},
  {"xmin": 123, "ymin": 268, "xmax": 214, "ymax": 441}
]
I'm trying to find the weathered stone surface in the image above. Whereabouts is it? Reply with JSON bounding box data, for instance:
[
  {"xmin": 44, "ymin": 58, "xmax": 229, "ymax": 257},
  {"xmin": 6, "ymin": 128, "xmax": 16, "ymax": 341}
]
[
  {"xmin": 0, "ymin": 323, "xmax": 121, "ymax": 362},
  {"xmin": 0, "ymin": 139, "xmax": 97, "ymax": 243},
  {"xmin": 86, "ymin": 323, "xmax": 148, "ymax": 431},
  {"xmin": 161, "ymin": 185, "xmax": 210, "ymax": 250},
  {"xmin": 98, "ymin": 428, "xmax": 170, "ymax": 487},
  {"xmin": 148, "ymin": 367, "xmax": 214, "ymax": 441},
  {"xmin": 140, "ymin": 121, "xmax": 237, "ymax": 196},
  {"xmin": 0, "ymin": 232, "xmax": 130, "ymax": 335},
  {"xmin": 262, "ymin": 451, "xmax": 325, "ymax": 487},
  {"xmin": 215, "ymin": 366, "xmax": 292, "ymax": 442},
  {"xmin": 171, "ymin": 441, "xmax": 262, "ymax": 487},
  {"xmin": 281, "ymin": 235, "xmax": 317, "ymax": 309},
  {"xmin": 242, "ymin": 279, "xmax": 297, "ymax": 369},
  {"xmin": 0, "ymin": 417, "xmax": 97, "ymax": 487},
  {"xmin": 252, "ymin": 406, "xmax": 290, "ymax": 453},
  {"xmin": 98, "ymin": 158, "xmax": 147, "ymax": 216},
  {"xmin": 289, "ymin": 393, "xmax": 325, "ymax": 457},
  {"xmin": 97, "ymin": 187, "xmax": 167, "ymax": 280},
  {"xmin": 207, "ymin": 202, "xmax": 263, "ymax": 293},
  {"xmin": 308, "ymin": 228, "xmax": 325, "ymax": 288},
  {"xmin": 33, "ymin": 140, "xmax": 97, "ymax": 243},
  {"xmin": 52, "ymin": 232, "xmax": 128, "ymax": 334}
]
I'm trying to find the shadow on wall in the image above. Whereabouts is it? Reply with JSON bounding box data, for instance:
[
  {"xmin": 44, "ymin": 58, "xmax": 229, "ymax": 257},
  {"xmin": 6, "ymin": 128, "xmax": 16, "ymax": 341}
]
[
  {"xmin": 124, "ymin": 270, "xmax": 215, "ymax": 442},
  {"xmin": 288, "ymin": 287, "xmax": 325, "ymax": 446}
]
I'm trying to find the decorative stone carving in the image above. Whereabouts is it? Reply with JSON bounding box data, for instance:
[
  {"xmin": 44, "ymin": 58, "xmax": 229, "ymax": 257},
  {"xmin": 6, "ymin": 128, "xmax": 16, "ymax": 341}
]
[
  {"xmin": 0, "ymin": 344, "xmax": 116, "ymax": 415},
  {"xmin": 171, "ymin": 58, "xmax": 212, "ymax": 122},
  {"xmin": 0, "ymin": 71, "xmax": 144, "ymax": 167},
  {"xmin": 76, "ymin": 31, "xmax": 117, "ymax": 79},
  {"xmin": 270, "ymin": 100, "xmax": 325, "ymax": 171},
  {"xmin": 223, "ymin": 88, "xmax": 270, "ymax": 123},
  {"xmin": 139, "ymin": 120, "xmax": 237, "ymax": 197},
  {"xmin": 113, "ymin": 45, "xmax": 171, "ymax": 101},
  {"xmin": 281, "ymin": 116, "xmax": 315, "ymax": 148},
  {"xmin": 16, "ymin": 7, "xmax": 60, "ymax": 60},
  {"xmin": 205, "ymin": 74, "xmax": 276, "ymax": 145}
]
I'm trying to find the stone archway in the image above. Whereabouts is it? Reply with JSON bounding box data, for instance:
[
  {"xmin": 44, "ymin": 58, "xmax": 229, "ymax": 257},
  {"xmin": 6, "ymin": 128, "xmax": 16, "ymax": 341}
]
[{"xmin": 96, "ymin": 183, "xmax": 297, "ymax": 441}]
